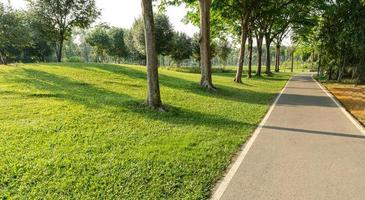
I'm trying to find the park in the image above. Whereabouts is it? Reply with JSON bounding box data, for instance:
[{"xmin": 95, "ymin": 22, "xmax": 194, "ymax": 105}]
[{"xmin": 1, "ymin": 0, "xmax": 365, "ymax": 199}]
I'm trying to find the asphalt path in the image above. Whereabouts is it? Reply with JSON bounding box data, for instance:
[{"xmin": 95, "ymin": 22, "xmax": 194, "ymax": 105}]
[{"xmin": 213, "ymin": 74, "xmax": 365, "ymax": 200}]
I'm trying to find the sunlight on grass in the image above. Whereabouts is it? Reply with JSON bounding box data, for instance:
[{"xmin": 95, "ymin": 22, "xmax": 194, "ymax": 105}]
[{"xmin": 0, "ymin": 63, "xmax": 290, "ymax": 199}]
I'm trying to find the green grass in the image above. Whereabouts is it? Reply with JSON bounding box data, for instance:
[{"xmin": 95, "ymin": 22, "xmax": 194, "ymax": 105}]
[
  {"xmin": 165, "ymin": 64, "xmax": 310, "ymax": 74},
  {"xmin": 0, "ymin": 63, "xmax": 290, "ymax": 199}
]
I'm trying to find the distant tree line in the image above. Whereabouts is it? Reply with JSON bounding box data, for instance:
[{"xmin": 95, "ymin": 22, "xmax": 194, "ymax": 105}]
[
  {"xmin": 1, "ymin": 1, "xmax": 297, "ymax": 69},
  {"xmin": 292, "ymin": 0, "xmax": 365, "ymax": 84},
  {"xmin": 0, "ymin": 0, "xmax": 99, "ymax": 64}
]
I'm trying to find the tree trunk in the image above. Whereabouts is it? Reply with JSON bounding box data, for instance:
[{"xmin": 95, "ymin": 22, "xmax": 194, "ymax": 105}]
[
  {"xmin": 337, "ymin": 57, "xmax": 346, "ymax": 83},
  {"xmin": 265, "ymin": 34, "xmax": 272, "ymax": 74},
  {"xmin": 291, "ymin": 49, "xmax": 294, "ymax": 73},
  {"xmin": 328, "ymin": 65, "xmax": 333, "ymax": 80},
  {"xmin": 0, "ymin": 51, "xmax": 6, "ymax": 65},
  {"xmin": 352, "ymin": 65, "xmax": 358, "ymax": 80},
  {"xmin": 359, "ymin": 67, "xmax": 365, "ymax": 84},
  {"xmin": 317, "ymin": 54, "xmax": 321, "ymax": 77},
  {"xmin": 275, "ymin": 43, "xmax": 281, "ymax": 72},
  {"xmin": 248, "ymin": 28, "xmax": 253, "ymax": 78},
  {"xmin": 256, "ymin": 33, "xmax": 264, "ymax": 76},
  {"xmin": 142, "ymin": 0, "xmax": 162, "ymax": 109},
  {"xmin": 199, "ymin": 0, "xmax": 215, "ymax": 89},
  {"xmin": 356, "ymin": 58, "xmax": 365, "ymax": 84},
  {"xmin": 57, "ymin": 34, "xmax": 64, "ymax": 62},
  {"xmin": 234, "ymin": 20, "xmax": 248, "ymax": 83}
]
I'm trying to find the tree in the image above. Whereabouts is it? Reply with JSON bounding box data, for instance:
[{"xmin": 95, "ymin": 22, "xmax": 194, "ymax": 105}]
[
  {"xmin": 162, "ymin": 0, "xmax": 215, "ymax": 89},
  {"xmin": 191, "ymin": 33, "xmax": 201, "ymax": 64},
  {"xmin": 124, "ymin": 29, "xmax": 145, "ymax": 63},
  {"xmin": 63, "ymin": 37, "xmax": 82, "ymax": 61},
  {"xmin": 22, "ymin": 9, "xmax": 57, "ymax": 62},
  {"xmin": 216, "ymin": 37, "xmax": 232, "ymax": 67},
  {"xmin": 254, "ymin": 25, "xmax": 265, "ymax": 76},
  {"xmin": 86, "ymin": 25, "xmax": 111, "ymax": 63},
  {"xmin": 247, "ymin": 26, "xmax": 253, "ymax": 78},
  {"xmin": 252, "ymin": 3, "xmax": 266, "ymax": 76},
  {"xmin": 170, "ymin": 32, "xmax": 193, "ymax": 66},
  {"xmin": 130, "ymin": 13, "xmax": 174, "ymax": 57},
  {"xmin": 214, "ymin": 0, "xmax": 256, "ymax": 82},
  {"xmin": 77, "ymin": 29, "xmax": 93, "ymax": 62},
  {"xmin": 130, "ymin": 18, "xmax": 146, "ymax": 56},
  {"xmin": 0, "ymin": 3, "xmax": 30, "ymax": 64},
  {"xmin": 260, "ymin": 0, "xmax": 294, "ymax": 75},
  {"xmin": 154, "ymin": 14, "xmax": 174, "ymax": 56},
  {"xmin": 142, "ymin": 0, "xmax": 162, "ymax": 109},
  {"xmin": 198, "ymin": 0, "xmax": 215, "ymax": 89},
  {"xmin": 108, "ymin": 27, "xmax": 128, "ymax": 62},
  {"xmin": 314, "ymin": 0, "xmax": 365, "ymax": 84},
  {"xmin": 274, "ymin": 29, "xmax": 289, "ymax": 72},
  {"xmin": 29, "ymin": 0, "xmax": 100, "ymax": 62},
  {"xmin": 253, "ymin": 0, "xmax": 314, "ymax": 75}
]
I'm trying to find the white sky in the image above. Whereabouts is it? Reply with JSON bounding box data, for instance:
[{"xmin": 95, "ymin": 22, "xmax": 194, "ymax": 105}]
[{"xmin": 2, "ymin": 0, "xmax": 199, "ymax": 36}]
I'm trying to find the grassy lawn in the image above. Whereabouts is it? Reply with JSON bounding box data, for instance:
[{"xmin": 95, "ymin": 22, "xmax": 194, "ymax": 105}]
[
  {"xmin": 0, "ymin": 63, "xmax": 290, "ymax": 199},
  {"xmin": 324, "ymin": 83, "xmax": 365, "ymax": 126}
]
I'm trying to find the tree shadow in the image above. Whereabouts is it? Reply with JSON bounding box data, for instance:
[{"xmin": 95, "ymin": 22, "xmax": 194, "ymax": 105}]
[
  {"xmin": 9, "ymin": 68, "xmax": 256, "ymax": 130},
  {"xmin": 277, "ymin": 93, "xmax": 337, "ymax": 107},
  {"xmin": 256, "ymin": 74, "xmax": 291, "ymax": 82},
  {"xmin": 289, "ymin": 75, "xmax": 315, "ymax": 82},
  {"xmin": 264, "ymin": 125, "xmax": 365, "ymax": 139},
  {"xmin": 127, "ymin": 102, "xmax": 257, "ymax": 131},
  {"xmin": 64, "ymin": 63, "xmax": 279, "ymax": 105},
  {"xmin": 285, "ymin": 86, "xmax": 323, "ymax": 90},
  {"xmin": 14, "ymin": 68, "xmax": 136, "ymax": 109}
]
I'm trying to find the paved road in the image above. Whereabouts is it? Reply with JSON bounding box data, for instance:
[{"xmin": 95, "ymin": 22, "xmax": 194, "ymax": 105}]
[{"xmin": 216, "ymin": 74, "xmax": 365, "ymax": 200}]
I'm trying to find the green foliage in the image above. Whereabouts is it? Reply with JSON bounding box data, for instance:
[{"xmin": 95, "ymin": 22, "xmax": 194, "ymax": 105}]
[
  {"xmin": 0, "ymin": 63, "xmax": 290, "ymax": 199},
  {"xmin": 86, "ymin": 25, "xmax": 112, "ymax": 62},
  {"xmin": 170, "ymin": 32, "xmax": 193, "ymax": 66},
  {"xmin": 129, "ymin": 13, "xmax": 174, "ymax": 57},
  {"xmin": 63, "ymin": 39, "xmax": 81, "ymax": 59},
  {"xmin": 191, "ymin": 33, "xmax": 201, "ymax": 62},
  {"xmin": 28, "ymin": 0, "xmax": 100, "ymax": 61},
  {"xmin": 316, "ymin": 0, "xmax": 365, "ymax": 83},
  {"xmin": 124, "ymin": 29, "xmax": 145, "ymax": 62},
  {"xmin": 22, "ymin": 10, "xmax": 57, "ymax": 62},
  {"xmin": 215, "ymin": 38, "xmax": 232, "ymax": 66},
  {"xmin": 130, "ymin": 18, "xmax": 146, "ymax": 56},
  {"xmin": 155, "ymin": 14, "xmax": 174, "ymax": 56},
  {"xmin": 108, "ymin": 27, "xmax": 128, "ymax": 60},
  {"xmin": 190, "ymin": 33, "xmax": 217, "ymax": 64},
  {"xmin": 0, "ymin": 3, "xmax": 31, "ymax": 64}
]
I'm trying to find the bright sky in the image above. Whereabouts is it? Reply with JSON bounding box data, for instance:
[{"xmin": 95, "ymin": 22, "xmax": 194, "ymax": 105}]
[{"xmin": 3, "ymin": 0, "xmax": 199, "ymax": 36}]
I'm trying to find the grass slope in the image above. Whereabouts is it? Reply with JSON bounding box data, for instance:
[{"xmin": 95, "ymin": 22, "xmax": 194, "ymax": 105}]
[{"xmin": 0, "ymin": 63, "xmax": 290, "ymax": 199}]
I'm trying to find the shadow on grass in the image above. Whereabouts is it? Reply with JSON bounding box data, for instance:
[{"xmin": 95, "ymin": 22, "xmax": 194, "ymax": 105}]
[
  {"xmin": 17, "ymin": 68, "xmax": 134, "ymax": 109},
  {"xmin": 62, "ymin": 63, "xmax": 279, "ymax": 105},
  {"xmin": 128, "ymin": 102, "xmax": 256, "ymax": 130},
  {"xmin": 10, "ymin": 68, "xmax": 256, "ymax": 130}
]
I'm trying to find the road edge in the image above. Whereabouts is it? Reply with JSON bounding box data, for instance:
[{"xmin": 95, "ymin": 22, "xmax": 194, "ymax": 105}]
[
  {"xmin": 210, "ymin": 75, "xmax": 293, "ymax": 200},
  {"xmin": 312, "ymin": 76, "xmax": 365, "ymax": 136}
]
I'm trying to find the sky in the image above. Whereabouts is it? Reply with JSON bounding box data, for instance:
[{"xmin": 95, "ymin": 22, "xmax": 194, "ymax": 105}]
[{"xmin": 3, "ymin": 0, "xmax": 199, "ymax": 36}]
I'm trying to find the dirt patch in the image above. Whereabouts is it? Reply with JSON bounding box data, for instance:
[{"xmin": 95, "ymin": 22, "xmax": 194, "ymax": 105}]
[{"xmin": 325, "ymin": 83, "xmax": 365, "ymax": 126}]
